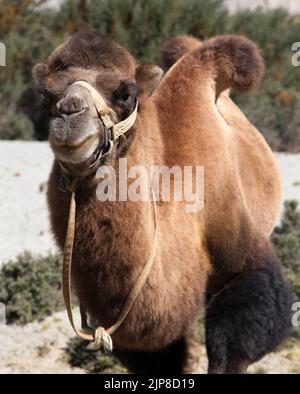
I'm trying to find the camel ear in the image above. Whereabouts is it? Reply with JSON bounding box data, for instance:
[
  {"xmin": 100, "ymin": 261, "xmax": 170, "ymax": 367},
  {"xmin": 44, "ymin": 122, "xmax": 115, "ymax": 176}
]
[
  {"xmin": 32, "ymin": 63, "xmax": 49, "ymax": 89},
  {"xmin": 135, "ymin": 64, "xmax": 163, "ymax": 96}
]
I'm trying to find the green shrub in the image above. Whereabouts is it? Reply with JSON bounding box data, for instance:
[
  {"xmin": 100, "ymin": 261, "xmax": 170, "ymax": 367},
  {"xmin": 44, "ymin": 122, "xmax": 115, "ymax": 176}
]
[
  {"xmin": 64, "ymin": 337, "xmax": 126, "ymax": 374},
  {"xmin": 229, "ymin": 9, "xmax": 300, "ymax": 152},
  {"xmin": 63, "ymin": 0, "xmax": 227, "ymax": 63},
  {"xmin": 272, "ymin": 201, "xmax": 300, "ymax": 301},
  {"xmin": 0, "ymin": 251, "xmax": 63, "ymax": 324},
  {"xmin": 0, "ymin": 110, "xmax": 34, "ymax": 140},
  {"xmin": 271, "ymin": 200, "xmax": 300, "ymax": 337}
]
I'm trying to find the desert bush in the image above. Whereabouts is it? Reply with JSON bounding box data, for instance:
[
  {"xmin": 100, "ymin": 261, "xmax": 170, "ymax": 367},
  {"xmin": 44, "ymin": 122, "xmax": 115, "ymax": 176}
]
[
  {"xmin": 272, "ymin": 201, "xmax": 300, "ymax": 301},
  {"xmin": 1, "ymin": 0, "xmax": 300, "ymax": 150},
  {"xmin": 228, "ymin": 9, "xmax": 300, "ymax": 151},
  {"xmin": 0, "ymin": 110, "xmax": 34, "ymax": 140},
  {"xmin": 271, "ymin": 200, "xmax": 300, "ymax": 337},
  {"xmin": 56, "ymin": 0, "xmax": 227, "ymax": 63},
  {"xmin": 0, "ymin": 251, "xmax": 63, "ymax": 324},
  {"xmin": 0, "ymin": 0, "xmax": 65, "ymax": 140},
  {"xmin": 64, "ymin": 337, "xmax": 126, "ymax": 373}
]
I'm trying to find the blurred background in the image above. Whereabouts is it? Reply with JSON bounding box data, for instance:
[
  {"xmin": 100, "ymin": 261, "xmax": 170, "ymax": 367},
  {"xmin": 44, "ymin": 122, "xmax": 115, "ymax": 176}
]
[
  {"xmin": 0, "ymin": 0, "xmax": 299, "ymax": 374},
  {"xmin": 1, "ymin": 0, "xmax": 300, "ymax": 151}
]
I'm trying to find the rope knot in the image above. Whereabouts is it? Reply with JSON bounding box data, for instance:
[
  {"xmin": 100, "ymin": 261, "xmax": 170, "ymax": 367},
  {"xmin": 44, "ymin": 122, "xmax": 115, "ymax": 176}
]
[{"xmin": 86, "ymin": 327, "xmax": 113, "ymax": 352}]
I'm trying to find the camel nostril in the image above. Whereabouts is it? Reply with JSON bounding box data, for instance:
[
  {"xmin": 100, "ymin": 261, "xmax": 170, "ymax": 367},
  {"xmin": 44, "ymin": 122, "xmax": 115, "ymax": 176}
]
[{"xmin": 57, "ymin": 94, "xmax": 89, "ymax": 116}]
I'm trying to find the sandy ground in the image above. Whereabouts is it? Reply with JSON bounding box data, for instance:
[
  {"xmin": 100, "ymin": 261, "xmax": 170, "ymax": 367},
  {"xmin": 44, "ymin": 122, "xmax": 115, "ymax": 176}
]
[
  {"xmin": 0, "ymin": 309, "xmax": 297, "ymax": 374},
  {"xmin": 277, "ymin": 152, "xmax": 300, "ymax": 210},
  {"xmin": 0, "ymin": 310, "xmax": 84, "ymax": 374},
  {"xmin": 0, "ymin": 141, "xmax": 300, "ymax": 374},
  {"xmin": 0, "ymin": 141, "xmax": 57, "ymax": 264}
]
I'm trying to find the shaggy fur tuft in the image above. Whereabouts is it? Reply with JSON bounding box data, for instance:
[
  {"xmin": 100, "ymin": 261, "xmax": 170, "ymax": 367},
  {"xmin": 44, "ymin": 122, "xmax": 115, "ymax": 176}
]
[{"xmin": 194, "ymin": 35, "xmax": 265, "ymax": 94}]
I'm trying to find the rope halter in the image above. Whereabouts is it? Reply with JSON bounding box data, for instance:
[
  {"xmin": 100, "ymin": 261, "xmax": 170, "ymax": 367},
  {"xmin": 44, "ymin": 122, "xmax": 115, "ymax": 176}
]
[
  {"xmin": 59, "ymin": 81, "xmax": 158, "ymax": 353},
  {"xmin": 72, "ymin": 80, "xmax": 138, "ymax": 144}
]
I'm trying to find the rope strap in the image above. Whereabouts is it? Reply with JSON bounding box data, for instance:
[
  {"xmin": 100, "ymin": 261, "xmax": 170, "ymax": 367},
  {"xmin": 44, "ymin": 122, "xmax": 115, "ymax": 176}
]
[
  {"xmin": 61, "ymin": 79, "xmax": 152, "ymax": 352},
  {"xmin": 63, "ymin": 187, "xmax": 158, "ymax": 352},
  {"xmin": 111, "ymin": 103, "xmax": 138, "ymax": 141}
]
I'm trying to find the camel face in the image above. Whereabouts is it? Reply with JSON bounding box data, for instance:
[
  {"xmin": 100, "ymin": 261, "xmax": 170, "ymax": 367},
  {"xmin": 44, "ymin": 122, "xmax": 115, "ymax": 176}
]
[
  {"xmin": 33, "ymin": 32, "xmax": 162, "ymax": 166},
  {"xmin": 48, "ymin": 75, "xmax": 108, "ymax": 164},
  {"xmin": 32, "ymin": 32, "xmax": 136, "ymax": 165}
]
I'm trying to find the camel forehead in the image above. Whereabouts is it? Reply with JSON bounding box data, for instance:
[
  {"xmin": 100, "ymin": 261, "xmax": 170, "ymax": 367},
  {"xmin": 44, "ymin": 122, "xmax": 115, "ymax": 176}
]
[
  {"xmin": 47, "ymin": 31, "xmax": 136, "ymax": 76},
  {"xmin": 42, "ymin": 67, "xmax": 126, "ymax": 99}
]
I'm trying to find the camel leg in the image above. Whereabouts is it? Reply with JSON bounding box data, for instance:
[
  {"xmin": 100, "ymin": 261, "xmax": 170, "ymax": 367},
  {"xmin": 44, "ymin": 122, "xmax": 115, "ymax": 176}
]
[
  {"xmin": 182, "ymin": 335, "xmax": 203, "ymax": 374},
  {"xmin": 205, "ymin": 244, "xmax": 292, "ymax": 374},
  {"xmin": 114, "ymin": 329, "xmax": 202, "ymax": 374}
]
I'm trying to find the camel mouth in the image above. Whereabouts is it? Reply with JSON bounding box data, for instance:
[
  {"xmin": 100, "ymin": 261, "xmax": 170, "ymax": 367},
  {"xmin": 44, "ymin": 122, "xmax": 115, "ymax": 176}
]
[
  {"xmin": 49, "ymin": 132, "xmax": 102, "ymax": 164},
  {"xmin": 50, "ymin": 133, "xmax": 99, "ymax": 150}
]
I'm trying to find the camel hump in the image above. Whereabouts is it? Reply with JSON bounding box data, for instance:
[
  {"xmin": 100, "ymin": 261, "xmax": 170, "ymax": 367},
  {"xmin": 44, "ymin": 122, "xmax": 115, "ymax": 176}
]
[
  {"xmin": 160, "ymin": 35, "xmax": 264, "ymax": 95},
  {"xmin": 196, "ymin": 35, "xmax": 264, "ymax": 94},
  {"xmin": 161, "ymin": 35, "xmax": 201, "ymax": 70}
]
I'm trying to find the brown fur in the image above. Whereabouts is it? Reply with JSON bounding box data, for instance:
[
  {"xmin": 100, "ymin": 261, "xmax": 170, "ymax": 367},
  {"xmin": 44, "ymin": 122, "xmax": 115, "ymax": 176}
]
[{"xmin": 35, "ymin": 32, "xmax": 283, "ymax": 373}]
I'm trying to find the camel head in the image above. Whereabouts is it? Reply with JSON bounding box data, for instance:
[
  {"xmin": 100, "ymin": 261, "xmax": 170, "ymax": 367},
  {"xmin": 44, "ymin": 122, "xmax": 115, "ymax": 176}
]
[{"xmin": 33, "ymin": 31, "xmax": 163, "ymax": 166}]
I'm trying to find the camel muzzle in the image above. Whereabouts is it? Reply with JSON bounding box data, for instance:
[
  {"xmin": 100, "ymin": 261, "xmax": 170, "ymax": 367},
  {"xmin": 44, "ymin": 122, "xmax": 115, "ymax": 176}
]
[{"xmin": 56, "ymin": 91, "xmax": 89, "ymax": 117}]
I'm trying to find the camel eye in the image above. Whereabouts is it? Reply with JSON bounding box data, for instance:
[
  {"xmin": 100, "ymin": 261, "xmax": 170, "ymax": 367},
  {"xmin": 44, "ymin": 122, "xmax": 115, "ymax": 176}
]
[
  {"xmin": 40, "ymin": 90, "xmax": 57, "ymax": 114},
  {"xmin": 52, "ymin": 58, "xmax": 69, "ymax": 72},
  {"xmin": 113, "ymin": 80, "xmax": 137, "ymax": 103},
  {"xmin": 42, "ymin": 97, "xmax": 52, "ymax": 112},
  {"xmin": 40, "ymin": 89, "xmax": 54, "ymax": 100},
  {"xmin": 120, "ymin": 92, "xmax": 130, "ymax": 101}
]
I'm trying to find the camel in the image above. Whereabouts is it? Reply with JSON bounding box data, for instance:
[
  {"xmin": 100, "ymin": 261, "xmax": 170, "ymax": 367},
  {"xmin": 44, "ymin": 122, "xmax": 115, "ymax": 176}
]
[{"xmin": 33, "ymin": 31, "xmax": 292, "ymax": 374}]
